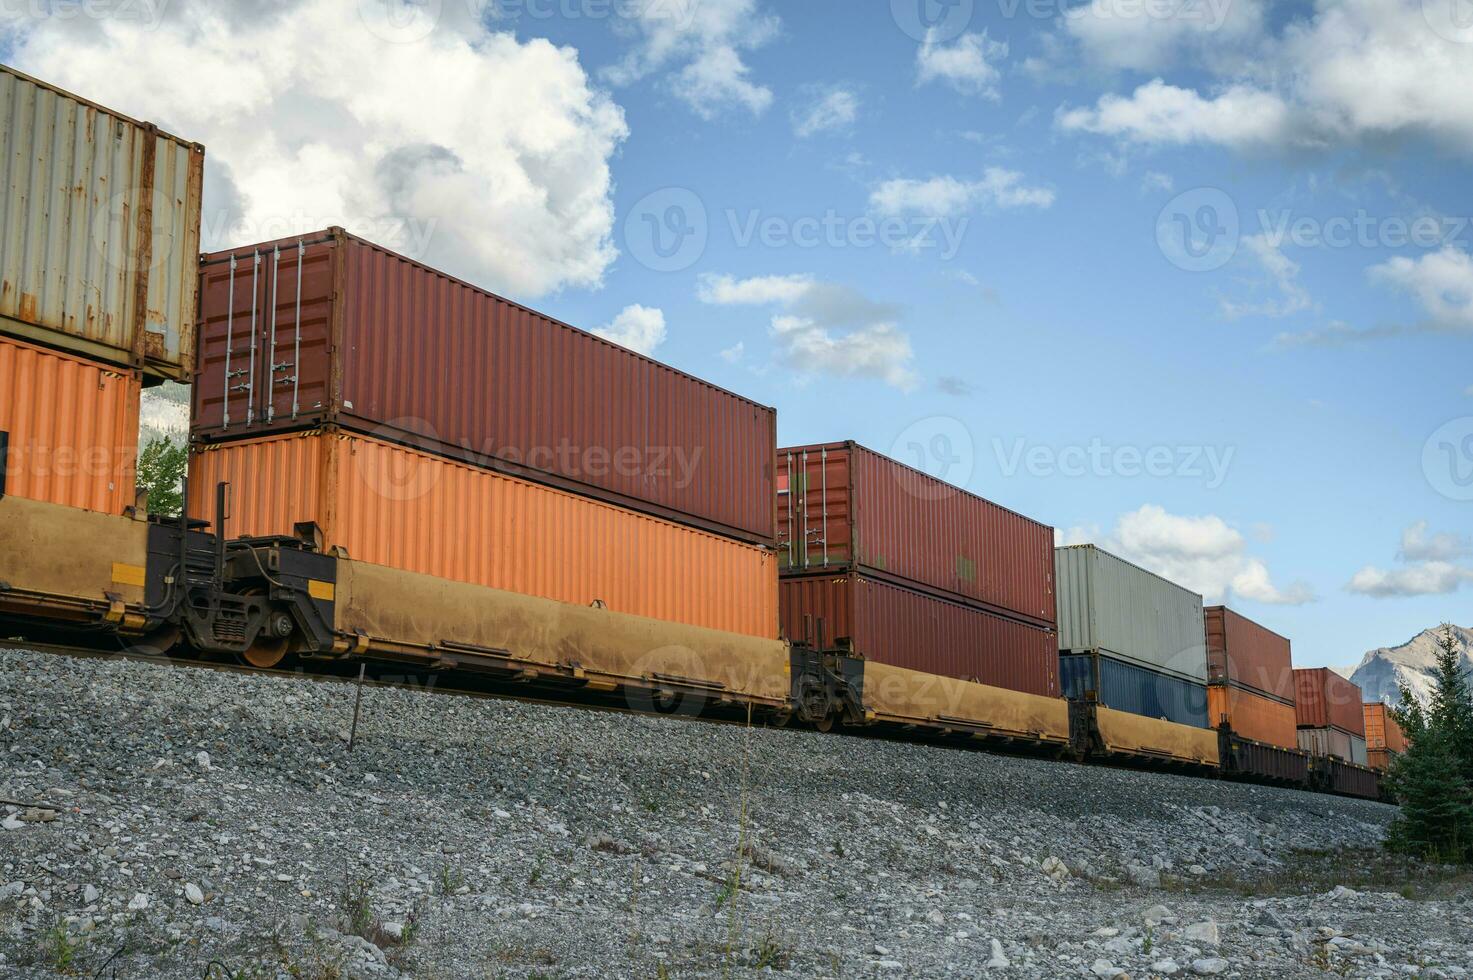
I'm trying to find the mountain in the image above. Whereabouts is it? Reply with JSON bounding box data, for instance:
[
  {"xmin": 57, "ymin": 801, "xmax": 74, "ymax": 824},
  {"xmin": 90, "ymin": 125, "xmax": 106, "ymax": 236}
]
[
  {"xmin": 1347, "ymin": 624, "xmax": 1473, "ymax": 707},
  {"xmin": 139, "ymin": 383, "xmax": 190, "ymax": 452}
]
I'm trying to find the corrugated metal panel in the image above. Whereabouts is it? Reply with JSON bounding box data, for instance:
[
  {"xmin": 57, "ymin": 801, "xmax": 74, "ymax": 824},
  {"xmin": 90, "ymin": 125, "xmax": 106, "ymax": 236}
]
[
  {"xmin": 1324, "ymin": 759, "xmax": 1379, "ymax": 799},
  {"xmin": 1297, "ymin": 726, "xmax": 1368, "ymax": 764},
  {"xmin": 191, "ymin": 228, "xmax": 776, "ymax": 544},
  {"xmin": 1367, "ymin": 747, "xmax": 1394, "ymax": 772},
  {"xmin": 1208, "ymin": 684, "xmax": 1298, "ymax": 749},
  {"xmin": 1055, "ymin": 545, "xmax": 1208, "ymax": 682},
  {"xmin": 0, "ymin": 64, "xmax": 202, "ymax": 380},
  {"xmin": 188, "ymin": 429, "xmax": 778, "ymax": 638},
  {"xmin": 1205, "ymin": 606, "xmax": 1294, "ymax": 702},
  {"xmin": 1293, "ymin": 668, "xmax": 1365, "ymax": 735},
  {"xmin": 776, "ymin": 442, "xmax": 1055, "ymax": 627},
  {"xmin": 778, "ymin": 570, "xmax": 1058, "ymax": 697},
  {"xmin": 1363, "ymin": 703, "xmax": 1407, "ymax": 753},
  {"xmin": 0, "ymin": 334, "xmax": 138, "ymax": 513},
  {"xmin": 1061, "ymin": 652, "xmax": 1209, "ymax": 727},
  {"xmin": 1220, "ymin": 734, "xmax": 1310, "ymax": 785}
]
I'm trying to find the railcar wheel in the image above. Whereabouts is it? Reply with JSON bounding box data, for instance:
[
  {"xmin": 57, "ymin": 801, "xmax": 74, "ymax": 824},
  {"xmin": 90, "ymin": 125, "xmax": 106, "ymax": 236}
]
[
  {"xmin": 128, "ymin": 626, "xmax": 182, "ymax": 658},
  {"xmin": 813, "ymin": 714, "xmax": 835, "ymax": 733},
  {"xmin": 239, "ymin": 636, "xmax": 290, "ymax": 670}
]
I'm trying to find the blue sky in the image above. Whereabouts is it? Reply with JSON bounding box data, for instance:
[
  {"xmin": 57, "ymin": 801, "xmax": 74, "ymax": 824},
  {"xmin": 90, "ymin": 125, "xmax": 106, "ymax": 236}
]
[{"xmin": 4, "ymin": 0, "xmax": 1471, "ymax": 668}]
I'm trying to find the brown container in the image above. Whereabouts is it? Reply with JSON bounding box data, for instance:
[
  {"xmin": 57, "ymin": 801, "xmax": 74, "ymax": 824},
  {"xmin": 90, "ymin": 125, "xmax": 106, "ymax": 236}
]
[
  {"xmin": 0, "ymin": 334, "xmax": 139, "ymax": 514},
  {"xmin": 1208, "ymin": 684, "xmax": 1298, "ymax": 749},
  {"xmin": 779, "ymin": 569, "xmax": 1058, "ymax": 697},
  {"xmin": 1368, "ymin": 747, "xmax": 1394, "ymax": 772},
  {"xmin": 1205, "ymin": 606, "xmax": 1294, "ymax": 702},
  {"xmin": 1363, "ymin": 703, "xmax": 1407, "ymax": 753},
  {"xmin": 1293, "ymin": 667, "xmax": 1366, "ymax": 735},
  {"xmin": 777, "ymin": 442, "xmax": 1055, "ymax": 628},
  {"xmin": 190, "ymin": 228, "xmax": 776, "ymax": 544},
  {"xmin": 188, "ymin": 429, "xmax": 778, "ymax": 639}
]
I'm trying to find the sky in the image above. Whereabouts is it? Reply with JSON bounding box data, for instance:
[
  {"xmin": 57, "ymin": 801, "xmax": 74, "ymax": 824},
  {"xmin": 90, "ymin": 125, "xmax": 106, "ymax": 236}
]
[{"xmin": 3, "ymin": 0, "xmax": 1471, "ymax": 670}]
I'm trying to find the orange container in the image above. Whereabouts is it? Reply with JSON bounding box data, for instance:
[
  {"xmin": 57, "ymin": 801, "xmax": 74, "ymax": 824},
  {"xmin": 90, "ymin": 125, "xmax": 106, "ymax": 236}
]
[
  {"xmin": 188, "ymin": 429, "xmax": 779, "ymax": 638},
  {"xmin": 0, "ymin": 334, "xmax": 139, "ymax": 513},
  {"xmin": 1368, "ymin": 747, "xmax": 1394, "ymax": 772},
  {"xmin": 1363, "ymin": 703, "xmax": 1407, "ymax": 753},
  {"xmin": 1208, "ymin": 684, "xmax": 1298, "ymax": 749}
]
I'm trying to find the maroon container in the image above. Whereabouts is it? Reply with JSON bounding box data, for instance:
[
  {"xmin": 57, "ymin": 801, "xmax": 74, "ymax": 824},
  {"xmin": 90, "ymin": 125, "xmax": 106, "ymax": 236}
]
[
  {"xmin": 777, "ymin": 442, "xmax": 1055, "ymax": 628},
  {"xmin": 1206, "ymin": 606, "xmax": 1294, "ymax": 703},
  {"xmin": 1293, "ymin": 668, "xmax": 1366, "ymax": 736},
  {"xmin": 780, "ymin": 570, "xmax": 1059, "ymax": 697},
  {"xmin": 191, "ymin": 228, "xmax": 777, "ymax": 544}
]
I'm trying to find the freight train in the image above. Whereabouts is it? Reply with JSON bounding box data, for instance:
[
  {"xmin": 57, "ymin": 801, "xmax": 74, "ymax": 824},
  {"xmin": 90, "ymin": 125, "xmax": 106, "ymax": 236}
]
[{"xmin": 0, "ymin": 63, "xmax": 1387, "ymax": 803}]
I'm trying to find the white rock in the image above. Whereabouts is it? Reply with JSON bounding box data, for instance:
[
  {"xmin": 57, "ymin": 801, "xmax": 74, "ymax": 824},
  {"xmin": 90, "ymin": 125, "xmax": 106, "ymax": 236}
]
[
  {"xmin": 876, "ymin": 960, "xmax": 903, "ymax": 971},
  {"xmin": 83, "ymin": 885, "xmax": 99, "ymax": 904},
  {"xmin": 1127, "ymin": 862, "xmax": 1161, "ymax": 888},
  {"xmin": 1191, "ymin": 958, "xmax": 1229, "ymax": 975},
  {"xmin": 926, "ymin": 909, "xmax": 945, "ymax": 925},
  {"xmin": 986, "ymin": 938, "xmax": 1010, "ymax": 969},
  {"xmin": 1184, "ymin": 920, "xmax": 1220, "ymax": 945},
  {"xmin": 380, "ymin": 921, "xmax": 405, "ymax": 941},
  {"xmin": 0, "ymin": 881, "xmax": 22, "ymax": 901},
  {"xmin": 128, "ymin": 893, "xmax": 149, "ymax": 911},
  {"xmin": 195, "ymin": 751, "xmax": 212, "ymax": 771},
  {"xmin": 1041, "ymin": 855, "xmax": 1069, "ymax": 881},
  {"xmin": 1143, "ymin": 904, "xmax": 1173, "ymax": 926},
  {"xmin": 1328, "ymin": 885, "xmax": 1360, "ymax": 900},
  {"xmin": 185, "ymin": 883, "xmax": 204, "ymax": 905},
  {"xmin": 0, "ymin": 815, "xmax": 23, "ymax": 831},
  {"xmin": 1152, "ymin": 959, "xmax": 1182, "ymax": 976},
  {"xmin": 1091, "ymin": 959, "xmax": 1124, "ymax": 978}
]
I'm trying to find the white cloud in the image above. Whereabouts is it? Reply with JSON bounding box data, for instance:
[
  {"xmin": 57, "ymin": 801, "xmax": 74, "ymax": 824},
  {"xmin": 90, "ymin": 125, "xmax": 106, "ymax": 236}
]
[
  {"xmin": 1057, "ymin": 79, "xmax": 1295, "ymax": 149},
  {"xmin": 1368, "ymin": 247, "xmax": 1473, "ymax": 332},
  {"xmin": 1400, "ymin": 521, "xmax": 1473, "ymax": 562},
  {"xmin": 720, "ymin": 341, "xmax": 745, "ymax": 363},
  {"xmin": 698, "ymin": 274, "xmax": 917, "ymax": 390},
  {"xmin": 869, "ymin": 168, "xmax": 1055, "ymax": 219},
  {"xmin": 698, "ymin": 273, "xmax": 814, "ymax": 305},
  {"xmin": 593, "ymin": 304, "xmax": 666, "ymax": 355},
  {"xmin": 770, "ymin": 315, "xmax": 918, "ymax": 392},
  {"xmin": 1220, "ymin": 234, "xmax": 1315, "ymax": 319},
  {"xmin": 1141, "ymin": 171, "xmax": 1175, "ymax": 193},
  {"xmin": 791, "ymin": 85, "xmax": 859, "ymax": 137},
  {"xmin": 1063, "ymin": 504, "xmax": 1316, "ymax": 606},
  {"xmin": 1058, "ymin": 1, "xmax": 1473, "ymax": 155},
  {"xmin": 917, "ymin": 30, "xmax": 1007, "ymax": 99},
  {"xmin": 1348, "ymin": 562, "xmax": 1473, "ymax": 598},
  {"xmin": 4, "ymin": 0, "xmax": 628, "ymax": 299},
  {"xmin": 1061, "ymin": 0, "xmax": 1268, "ymax": 72},
  {"xmin": 603, "ymin": 0, "xmax": 777, "ymax": 118}
]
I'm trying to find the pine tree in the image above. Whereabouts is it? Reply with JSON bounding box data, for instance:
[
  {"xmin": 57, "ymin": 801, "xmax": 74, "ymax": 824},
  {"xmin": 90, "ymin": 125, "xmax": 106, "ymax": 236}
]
[
  {"xmin": 137, "ymin": 437, "xmax": 188, "ymax": 517},
  {"xmin": 1386, "ymin": 624, "xmax": 1473, "ymax": 863}
]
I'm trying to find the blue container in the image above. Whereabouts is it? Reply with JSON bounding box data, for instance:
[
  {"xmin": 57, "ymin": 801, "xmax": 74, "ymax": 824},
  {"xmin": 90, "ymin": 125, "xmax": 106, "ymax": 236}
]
[{"xmin": 1061, "ymin": 652, "xmax": 1209, "ymax": 728}]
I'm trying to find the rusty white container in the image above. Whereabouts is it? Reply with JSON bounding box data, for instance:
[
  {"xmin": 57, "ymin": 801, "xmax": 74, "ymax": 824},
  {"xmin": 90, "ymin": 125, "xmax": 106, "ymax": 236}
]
[{"xmin": 0, "ymin": 64, "xmax": 204, "ymax": 381}]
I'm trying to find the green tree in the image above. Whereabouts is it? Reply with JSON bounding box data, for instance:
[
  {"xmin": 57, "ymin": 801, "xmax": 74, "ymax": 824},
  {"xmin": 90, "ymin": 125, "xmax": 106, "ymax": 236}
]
[
  {"xmin": 137, "ymin": 437, "xmax": 188, "ymax": 517},
  {"xmin": 1387, "ymin": 625, "xmax": 1473, "ymax": 863}
]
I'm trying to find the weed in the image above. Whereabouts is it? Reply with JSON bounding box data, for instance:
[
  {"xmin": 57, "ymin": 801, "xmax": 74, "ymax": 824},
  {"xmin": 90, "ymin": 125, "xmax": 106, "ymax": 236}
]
[
  {"xmin": 713, "ymin": 870, "xmax": 739, "ymax": 912},
  {"xmin": 832, "ymin": 839, "xmax": 845, "ymax": 859},
  {"xmin": 338, "ymin": 877, "xmax": 375, "ymax": 939},
  {"xmin": 750, "ymin": 927, "xmax": 792, "ymax": 971},
  {"xmin": 44, "ymin": 924, "xmax": 75, "ymax": 973},
  {"xmin": 529, "ymin": 851, "xmax": 547, "ymax": 887}
]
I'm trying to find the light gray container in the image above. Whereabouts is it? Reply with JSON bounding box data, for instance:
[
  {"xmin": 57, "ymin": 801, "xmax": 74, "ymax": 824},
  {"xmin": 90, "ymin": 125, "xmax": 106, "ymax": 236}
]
[
  {"xmin": 1055, "ymin": 544, "xmax": 1207, "ymax": 683},
  {"xmin": 1297, "ymin": 727, "xmax": 1369, "ymax": 765}
]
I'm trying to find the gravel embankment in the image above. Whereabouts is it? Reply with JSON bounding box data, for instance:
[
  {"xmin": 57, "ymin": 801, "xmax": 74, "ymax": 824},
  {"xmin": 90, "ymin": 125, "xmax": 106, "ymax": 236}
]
[{"xmin": 0, "ymin": 647, "xmax": 1465, "ymax": 979}]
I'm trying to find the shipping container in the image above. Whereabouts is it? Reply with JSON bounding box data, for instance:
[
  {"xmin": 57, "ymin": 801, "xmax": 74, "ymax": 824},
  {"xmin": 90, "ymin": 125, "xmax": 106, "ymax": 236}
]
[
  {"xmin": 1055, "ymin": 544, "xmax": 1208, "ymax": 682},
  {"xmin": 0, "ymin": 64, "xmax": 203, "ymax": 381},
  {"xmin": 776, "ymin": 442, "xmax": 1055, "ymax": 627},
  {"xmin": 187, "ymin": 428, "xmax": 778, "ymax": 639},
  {"xmin": 1363, "ymin": 702, "xmax": 1407, "ymax": 753},
  {"xmin": 1060, "ymin": 652, "xmax": 1209, "ymax": 728},
  {"xmin": 1207, "ymin": 684, "xmax": 1298, "ymax": 749},
  {"xmin": 778, "ymin": 570, "xmax": 1058, "ymax": 697},
  {"xmin": 0, "ymin": 334, "xmax": 138, "ymax": 513},
  {"xmin": 1297, "ymin": 726, "xmax": 1368, "ymax": 765},
  {"xmin": 1368, "ymin": 747, "xmax": 1394, "ymax": 772},
  {"xmin": 1293, "ymin": 667, "xmax": 1366, "ymax": 735},
  {"xmin": 191, "ymin": 228, "xmax": 775, "ymax": 544},
  {"xmin": 1205, "ymin": 606, "xmax": 1294, "ymax": 702}
]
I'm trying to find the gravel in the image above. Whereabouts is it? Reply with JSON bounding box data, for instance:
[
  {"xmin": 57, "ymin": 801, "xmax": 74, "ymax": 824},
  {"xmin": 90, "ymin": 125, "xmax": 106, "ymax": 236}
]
[{"xmin": 0, "ymin": 646, "xmax": 1466, "ymax": 978}]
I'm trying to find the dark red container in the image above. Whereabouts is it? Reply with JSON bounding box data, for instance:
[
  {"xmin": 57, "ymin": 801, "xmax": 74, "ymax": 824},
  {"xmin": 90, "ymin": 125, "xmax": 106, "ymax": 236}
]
[
  {"xmin": 779, "ymin": 570, "xmax": 1059, "ymax": 697},
  {"xmin": 777, "ymin": 442, "xmax": 1055, "ymax": 628},
  {"xmin": 191, "ymin": 228, "xmax": 777, "ymax": 544},
  {"xmin": 1293, "ymin": 668, "xmax": 1366, "ymax": 736},
  {"xmin": 1206, "ymin": 606, "xmax": 1294, "ymax": 702}
]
